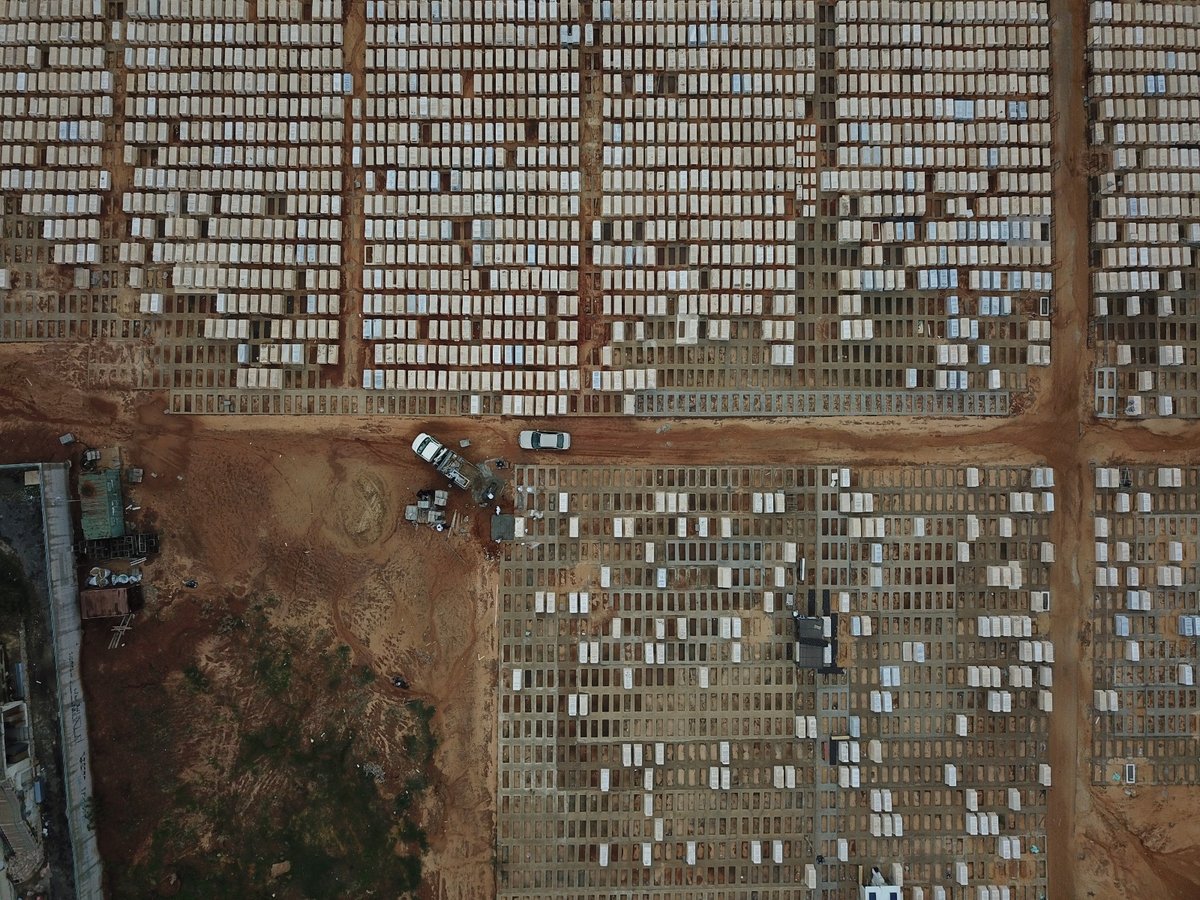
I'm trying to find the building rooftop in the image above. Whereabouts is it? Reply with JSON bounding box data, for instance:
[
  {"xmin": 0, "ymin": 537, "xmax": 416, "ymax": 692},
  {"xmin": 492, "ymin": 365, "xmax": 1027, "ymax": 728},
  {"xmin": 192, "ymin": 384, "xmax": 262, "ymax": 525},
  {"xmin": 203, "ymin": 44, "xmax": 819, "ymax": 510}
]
[
  {"xmin": 80, "ymin": 588, "xmax": 129, "ymax": 620},
  {"xmin": 78, "ymin": 469, "xmax": 124, "ymax": 541}
]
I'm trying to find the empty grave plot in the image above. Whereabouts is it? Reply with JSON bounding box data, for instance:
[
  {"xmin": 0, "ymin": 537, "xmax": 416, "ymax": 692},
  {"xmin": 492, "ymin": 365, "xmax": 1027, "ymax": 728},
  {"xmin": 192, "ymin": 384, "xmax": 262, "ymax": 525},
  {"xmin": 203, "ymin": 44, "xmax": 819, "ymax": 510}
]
[
  {"xmin": 498, "ymin": 464, "xmax": 1055, "ymax": 899},
  {"xmin": 0, "ymin": 0, "xmax": 1055, "ymax": 416},
  {"xmin": 1092, "ymin": 464, "xmax": 1200, "ymax": 785},
  {"xmin": 1089, "ymin": 2, "xmax": 1200, "ymax": 418}
]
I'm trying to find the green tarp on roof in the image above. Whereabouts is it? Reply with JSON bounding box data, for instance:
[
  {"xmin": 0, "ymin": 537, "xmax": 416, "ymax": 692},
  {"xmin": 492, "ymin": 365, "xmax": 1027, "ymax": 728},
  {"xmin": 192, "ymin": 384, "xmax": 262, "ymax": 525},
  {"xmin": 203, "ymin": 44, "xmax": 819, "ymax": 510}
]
[{"xmin": 79, "ymin": 469, "xmax": 124, "ymax": 540}]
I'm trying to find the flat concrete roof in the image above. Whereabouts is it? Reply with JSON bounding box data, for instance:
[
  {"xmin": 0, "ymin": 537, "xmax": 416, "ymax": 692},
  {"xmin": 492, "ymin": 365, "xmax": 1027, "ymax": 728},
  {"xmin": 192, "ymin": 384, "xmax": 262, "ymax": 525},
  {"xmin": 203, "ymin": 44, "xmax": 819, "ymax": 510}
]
[
  {"xmin": 78, "ymin": 469, "xmax": 124, "ymax": 541},
  {"xmin": 80, "ymin": 588, "xmax": 129, "ymax": 620}
]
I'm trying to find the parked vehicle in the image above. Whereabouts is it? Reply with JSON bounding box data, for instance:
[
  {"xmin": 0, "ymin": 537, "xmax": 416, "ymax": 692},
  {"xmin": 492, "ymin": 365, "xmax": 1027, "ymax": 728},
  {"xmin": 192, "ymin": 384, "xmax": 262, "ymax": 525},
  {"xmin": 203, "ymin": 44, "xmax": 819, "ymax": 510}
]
[
  {"xmin": 518, "ymin": 430, "xmax": 571, "ymax": 451},
  {"xmin": 412, "ymin": 432, "xmax": 475, "ymax": 491},
  {"xmin": 412, "ymin": 432, "xmax": 446, "ymax": 464}
]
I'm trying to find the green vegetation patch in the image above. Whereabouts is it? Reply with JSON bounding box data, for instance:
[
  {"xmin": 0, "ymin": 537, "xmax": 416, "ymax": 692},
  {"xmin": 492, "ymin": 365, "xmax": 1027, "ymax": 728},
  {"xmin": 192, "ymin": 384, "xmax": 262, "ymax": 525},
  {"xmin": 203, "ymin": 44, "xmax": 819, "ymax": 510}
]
[{"xmin": 105, "ymin": 597, "xmax": 436, "ymax": 900}]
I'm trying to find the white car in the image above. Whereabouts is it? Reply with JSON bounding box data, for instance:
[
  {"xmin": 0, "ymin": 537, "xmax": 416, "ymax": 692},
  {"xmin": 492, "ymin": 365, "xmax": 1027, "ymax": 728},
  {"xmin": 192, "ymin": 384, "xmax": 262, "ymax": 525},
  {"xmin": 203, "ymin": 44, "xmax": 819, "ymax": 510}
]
[
  {"xmin": 518, "ymin": 430, "xmax": 571, "ymax": 451},
  {"xmin": 412, "ymin": 432, "xmax": 446, "ymax": 463}
]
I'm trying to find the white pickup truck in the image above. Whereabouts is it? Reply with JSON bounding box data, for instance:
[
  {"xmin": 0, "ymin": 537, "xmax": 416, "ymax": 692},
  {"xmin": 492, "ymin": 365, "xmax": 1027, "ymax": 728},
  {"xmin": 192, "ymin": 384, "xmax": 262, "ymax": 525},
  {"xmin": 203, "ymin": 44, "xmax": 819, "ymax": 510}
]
[
  {"xmin": 411, "ymin": 432, "xmax": 474, "ymax": 491},
  {"xmin": 412, "ymin": 432, "xmax": 446, "ymax": 464}
]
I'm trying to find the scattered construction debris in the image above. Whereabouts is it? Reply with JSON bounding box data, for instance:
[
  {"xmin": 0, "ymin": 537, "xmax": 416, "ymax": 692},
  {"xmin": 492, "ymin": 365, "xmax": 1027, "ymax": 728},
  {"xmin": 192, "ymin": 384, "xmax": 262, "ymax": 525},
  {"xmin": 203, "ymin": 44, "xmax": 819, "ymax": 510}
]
[{"xmin": 405, "ymin": 490, "xmax": 449, "ymax": 530}]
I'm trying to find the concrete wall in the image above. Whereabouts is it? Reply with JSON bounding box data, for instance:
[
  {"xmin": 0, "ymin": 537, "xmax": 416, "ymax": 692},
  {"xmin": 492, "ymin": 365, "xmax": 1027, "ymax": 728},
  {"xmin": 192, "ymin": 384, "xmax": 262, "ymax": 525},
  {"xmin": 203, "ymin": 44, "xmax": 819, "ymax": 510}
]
[{"xmin": 38, "ymin": 464, "xmax": 103, "ymax": 899}]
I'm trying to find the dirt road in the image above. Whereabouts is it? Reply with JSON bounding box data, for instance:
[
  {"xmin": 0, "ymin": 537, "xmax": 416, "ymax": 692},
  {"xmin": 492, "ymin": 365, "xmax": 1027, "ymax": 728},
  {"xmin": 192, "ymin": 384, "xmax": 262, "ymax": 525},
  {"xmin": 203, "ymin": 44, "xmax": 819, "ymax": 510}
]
[{"xmin": 1044, "ymin": 0, "xmax": 1091, "ymax": 894}]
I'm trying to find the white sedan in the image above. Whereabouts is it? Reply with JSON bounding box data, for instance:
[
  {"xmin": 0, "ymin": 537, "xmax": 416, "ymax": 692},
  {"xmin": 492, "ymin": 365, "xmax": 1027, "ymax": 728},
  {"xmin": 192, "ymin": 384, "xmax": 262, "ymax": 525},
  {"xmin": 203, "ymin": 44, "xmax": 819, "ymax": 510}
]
[{"xmin": 518, "ymin": 430, "xmax": 571, "ymax": 451}]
